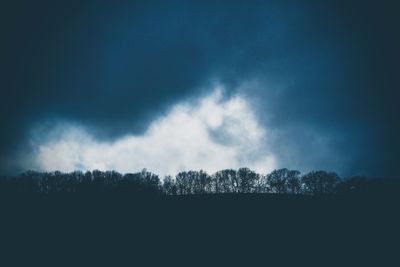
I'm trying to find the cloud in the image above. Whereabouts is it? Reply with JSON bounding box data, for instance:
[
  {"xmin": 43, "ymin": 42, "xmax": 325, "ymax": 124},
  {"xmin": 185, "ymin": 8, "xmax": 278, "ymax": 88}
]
[{"xmin": 28, "ymin": 87, "xmax": 276, "ymax": 177}]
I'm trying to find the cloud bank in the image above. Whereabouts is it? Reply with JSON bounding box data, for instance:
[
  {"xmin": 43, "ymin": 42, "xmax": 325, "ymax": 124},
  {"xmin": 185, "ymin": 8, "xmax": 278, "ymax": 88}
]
[{"xmin": 29, "ymin": 88, "xmax": 276, "ymax": 177}]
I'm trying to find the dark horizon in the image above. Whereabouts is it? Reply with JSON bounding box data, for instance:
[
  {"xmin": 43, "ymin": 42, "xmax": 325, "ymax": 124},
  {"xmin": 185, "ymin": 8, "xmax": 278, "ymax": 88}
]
[
  {"xmin": 2, "ymin": 167, "xmax": 399, "ymax": 197},
  {"xmin": 1, "ymin": 2, "xmax": 400, "ymax": 265}
]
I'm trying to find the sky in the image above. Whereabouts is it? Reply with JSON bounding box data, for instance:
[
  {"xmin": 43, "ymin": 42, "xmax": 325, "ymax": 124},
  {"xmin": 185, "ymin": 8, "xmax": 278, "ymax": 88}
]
[{"xmin": 0, "ymin": 0, "xmax": 399, "ymax": 177}]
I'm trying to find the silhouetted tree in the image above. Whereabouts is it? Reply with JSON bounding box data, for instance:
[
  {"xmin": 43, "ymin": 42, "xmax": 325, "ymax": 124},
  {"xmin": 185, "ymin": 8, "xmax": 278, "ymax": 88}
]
[
  {"xmin": 175, "ymin": 172, "xmax": 192, "ymax": 195},
  {"xmin": 267, "ymin": 169, "xmax": 289, "ymax": 194},
  {"xmin": 253, "ymin": 174, "xmax": 268, "ymax": 193},
  {"xmin": 192, "ymin": 170, "xmax": 212, "ymax": 194},
  {"xmin": 286, "ymin": 170, "xmax": 301, "ymax": 194},
  {"xmin": 5, "ymin": 167, "xmax": 395, "ymax": 197},
  {"xmin": 174, "ymin": 171, "xmax": 211, "ymax": 195},
  {"xmin": 163, "ymin": 175, "xmax": 177, "ymax": 195},
  {"xmin": 237, "ymin": 168, "xmax": 259, "ymax": 193},
  {"xmin": 302, "ymin": 171, "xmax": 341, "ymax": 195},
  {"xmin": 140, "ymin": 169, "xmax": 162, "ymax": 193},
  {"xmin": 213, "ymin": 169, "xmax": 237, "ymax": 193}
]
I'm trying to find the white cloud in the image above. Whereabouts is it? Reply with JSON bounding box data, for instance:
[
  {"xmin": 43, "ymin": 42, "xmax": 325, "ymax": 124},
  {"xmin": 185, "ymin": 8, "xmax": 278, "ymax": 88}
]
[{"xmin": 30, "ymin": 87, "xmax": 277, "ymax": 177}]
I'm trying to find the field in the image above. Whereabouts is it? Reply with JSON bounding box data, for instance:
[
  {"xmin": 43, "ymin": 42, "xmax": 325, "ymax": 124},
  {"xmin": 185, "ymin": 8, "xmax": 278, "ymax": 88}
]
[{"xmin": 1, "ymin": 192, "xmax": 398, "ymax": 265}]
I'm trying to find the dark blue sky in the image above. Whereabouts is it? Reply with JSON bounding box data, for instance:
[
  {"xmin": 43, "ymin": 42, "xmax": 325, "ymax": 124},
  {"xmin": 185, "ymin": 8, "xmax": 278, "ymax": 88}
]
[{"xmin": 1, "ymin": 0, "xmax": 399, "ymax": 177}]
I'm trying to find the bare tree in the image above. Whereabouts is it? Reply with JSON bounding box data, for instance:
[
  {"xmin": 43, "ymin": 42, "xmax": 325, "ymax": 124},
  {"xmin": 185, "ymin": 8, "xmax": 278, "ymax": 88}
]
[
  {"xmin": 302, "ymin": 171, "xmax": 341, "ymax": 195},
  {"xmin": 238, "ymin": 168, "xmax": 259, "ymax": 193},
  {"xmin": 213, "ymin": 169, "xmax": 237, "ymax": 193},
  {"xmin": 286, "ymin": 170, "xmax": 301, "ymax": 194},
  {"xmin": 163, "ymin": 175, "xmax": 177, "ymax": 195},
  {"xmin": 267, "ymin": 169, "xmax": 289, "ymax": 194}
]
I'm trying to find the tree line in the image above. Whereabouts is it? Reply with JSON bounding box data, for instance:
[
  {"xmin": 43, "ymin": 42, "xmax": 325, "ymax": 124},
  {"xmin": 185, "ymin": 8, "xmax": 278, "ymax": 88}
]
[{"xmin": 1, "ymin": 167, "xmax": 395, "ymax": 196}]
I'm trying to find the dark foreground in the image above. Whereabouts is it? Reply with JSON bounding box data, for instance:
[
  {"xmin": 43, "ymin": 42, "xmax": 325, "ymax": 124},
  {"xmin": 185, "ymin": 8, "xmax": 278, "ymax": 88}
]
[{"xmin": 1, "ymin": 193, "xmax": 399, "ymax": 266}]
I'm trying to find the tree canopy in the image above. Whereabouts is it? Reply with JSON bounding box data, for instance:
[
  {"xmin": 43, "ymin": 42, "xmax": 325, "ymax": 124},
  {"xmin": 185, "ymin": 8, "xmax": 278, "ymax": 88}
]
[{"xmin": 1, "ymin": 167, "xmax": 395, "ymax": 196}]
